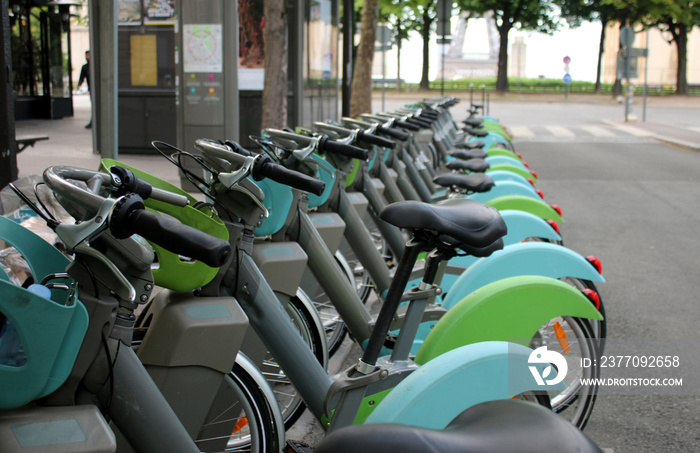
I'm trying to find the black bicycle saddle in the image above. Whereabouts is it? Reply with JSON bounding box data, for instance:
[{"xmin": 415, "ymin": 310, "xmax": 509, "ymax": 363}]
[
  {"xmin": 316, "ymin": 400, "xmax": 603, "ymax": 453},
  {"xmin": 454, "ymin": 141, "xmax": 485, "ymax": 150},
  {"xmin": 433, "ymin": 173, "xmax": 494, "ymax": 193},
  {"xmin": 379, "ymin": 198, "xmax": 506, "ymax": 256},
  {"xmin": 446, "ymin": 159, "xmax": 491, "ymax": 173},
  {"xmin": 450, "ymin": 149, "xmax": 488, "ymax": 160}
]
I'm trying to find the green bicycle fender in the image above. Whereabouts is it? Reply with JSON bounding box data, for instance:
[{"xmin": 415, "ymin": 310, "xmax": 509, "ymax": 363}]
[
  {"xmin": 345, "ymin": 158, "xmax": 361, "ymax": 188},
  {"xmin": 414, "ymin": 276, "xmax": 603, "ymax": 365},
  {"xmin": 485, "ymin": 195, "xmax": 563, "ymax": 222},
  {"xmin": 467, "ymin": 181, "xmax": 540, "ymax": 203},
  {"xmin": 441, "ymin": 241, "xmax": 605, "ymax": 310},
  {"xmin": 486, "ymin": 148, "xmax": 520, "ymax": 159},
  {"xmin": 365, "ymin": 341, "xmax": 563, "ymax": 429},
  {"xmin": 486, "ymin": 155, "xmax": 528, "ymax": 170},
  {"xmin": 486, "ymin": 164, "xmax": 536, "ymax": 183},
  {"xmin": 482, "ymin": 125, "xmax": 511, "ymax": 141}
]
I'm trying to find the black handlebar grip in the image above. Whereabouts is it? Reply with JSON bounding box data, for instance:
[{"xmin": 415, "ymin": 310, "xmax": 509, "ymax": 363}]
[
  {"xmin": 357, "ymin": 130, "xmax": 395, "ymax": 149},
  {"xmin": 110, "ymin": 195, "xmax": 231, "ymax": 268},
  {"xmin": 377, "ymin": 126, "xmax": 410, "ymax": 141},
  {"xmin": 394, "ymin": 120, "xmax": 420, "ymax": 131},
  {"xmin": 318, "ymin": 135, "xmax": 369, "ymax": 160},
  {"xmin": 253, "ymin": 155, "xmax": 325, "ymax": 196},
  {"xmin": 407, "ymin": 117, "xmax": 432, "ymax": 128},
  {"xmin": 110, "ymin": 166, "xmax": 153, "ymax": 199},
  {"xmin": 224, "ymin": 140, "xmax": 255, "ymax": 157}
]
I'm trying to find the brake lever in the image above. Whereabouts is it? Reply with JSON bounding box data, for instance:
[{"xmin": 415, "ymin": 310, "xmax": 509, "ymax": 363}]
[{"xmin": 55, "ymin": 198, "xmax": 116, "ymax": 251}]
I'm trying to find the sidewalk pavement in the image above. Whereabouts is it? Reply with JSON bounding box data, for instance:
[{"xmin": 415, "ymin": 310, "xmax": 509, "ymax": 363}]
[
  {"xmin": 601, "ymin": 119, "xmax": 700, "ymax": 151},
  {"xmin": 13, "ymin": 93, "xmax": 700, "ymax": 191},
  {"xmin": 14, "ymin": 95, "xmax": 182, "ymax": 188}
]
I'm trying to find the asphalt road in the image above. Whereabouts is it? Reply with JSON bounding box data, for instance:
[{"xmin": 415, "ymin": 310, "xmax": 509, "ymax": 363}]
[
  {"xmin": 516, "ymin": 136, "xmax": 700, "ymax": 452},
  {"xmin": 365, "ymin": 95, "xmax": 700, "ymax": 452}
]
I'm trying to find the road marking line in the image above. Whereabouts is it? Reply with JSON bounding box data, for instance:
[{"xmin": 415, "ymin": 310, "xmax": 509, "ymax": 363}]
[
  {"xmin": 611, "ymin": 124, "xmax": 655, "ymax": 137},
  {"xmin": 544, "ymin": 126, "xmax": 576, "ymax": 137},
  {"xmin": 581, "ymin": 125, "xmax": 616, "ymax": 137},
  {"xmin": 509, "ymin": 126, "xmax": 535, "ymax": 137}
]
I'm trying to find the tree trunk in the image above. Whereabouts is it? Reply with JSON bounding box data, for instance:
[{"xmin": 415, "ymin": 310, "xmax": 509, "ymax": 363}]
[
  {"xmin": 350, "ymin": 0, "xmax": 380, "ymax": 117},
  {"xmin": 419, "ymin": 8, "xmax": 433, "ymax": 90},
  {"xmin": 595, "ymin": 18, "xmax": 607, "ymax": 94},
  {"xmin": 396, "ymin": 20, "xmax": 402, "ymax": 91},
  {"xmin": 495, "ymin": 22, "xmax": 511, "ymax": 94},
  {"xmin": 261, "ymin": 0, "xmax": 287, "ymax": 129},
  {"xmin": 612, "ymin": 23, "xmax": 623, "ymax": 98},
  {"xmin": 674, "ymin": 23, "xmax": 688, "ymax": 95}
]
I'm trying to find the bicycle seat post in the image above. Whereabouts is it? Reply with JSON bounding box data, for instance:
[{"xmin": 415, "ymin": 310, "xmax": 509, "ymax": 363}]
[
  {"xmin": 361, "ymin": 236, "xmax": 431, "ymax": 367},
  {"xmin": 389, "ymin": 248, "xmax": 450, "ymax": 362}
]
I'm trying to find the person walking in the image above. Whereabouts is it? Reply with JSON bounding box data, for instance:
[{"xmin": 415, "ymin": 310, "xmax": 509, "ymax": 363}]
[{"xmin": 77, "ymin": 50, "xmax": 92, "ymax": 129}]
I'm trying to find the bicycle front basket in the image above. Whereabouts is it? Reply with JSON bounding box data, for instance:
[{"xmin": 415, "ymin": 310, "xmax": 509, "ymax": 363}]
[{"xmin": 0, "ymin": 216, "xmax": 88, "ymax": 409}]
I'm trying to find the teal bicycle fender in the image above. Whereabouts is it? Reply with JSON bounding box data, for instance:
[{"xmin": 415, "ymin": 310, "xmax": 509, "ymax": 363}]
[
  {"xmin": 485, "ymin": 195, "xmax": 562, "ymax": 222},
  {"xmin": 441, "ymin": 241, "xmax": 604, "ymax": 310},
  {"xmin": 446, "ymin": 211, "xmax": 561, "ymax": 271},
  {"xmin": 469, "ymin": 135, "xmax": 506, "ymax": 150},
  {"xmin": 365, "ymin": 341, "xmax": 563, "ymax": 429},
  {"xmin": 485, "ymin": 155, "xmax": 528, "ymax": 170},
  {"xmin": 485, "ymin": 170, "xmax": 533, "ymax": 187},
  {"xmin": 486, "ymin": 164, "xmax": 536, "ymax": 183},
  {"xmin": 415, "ymin": 276, "xmax": 604, "ymax": 364},
  {"xmin": 499, "ymin": 210, "xmax": 561, "ymax": 244},
  {"xmin": 467, "ymin": 181, "xmax": 540, "ymax": 203}
]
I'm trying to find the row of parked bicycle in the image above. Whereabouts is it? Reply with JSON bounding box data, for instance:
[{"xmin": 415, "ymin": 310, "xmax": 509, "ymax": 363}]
[{"xmin": 0, "ymin": 98, "xmax": 605, "ymax": 452}]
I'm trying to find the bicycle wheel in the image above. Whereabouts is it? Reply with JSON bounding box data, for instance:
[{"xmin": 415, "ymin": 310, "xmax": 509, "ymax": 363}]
[
  {"xmin": 561, "ymin": 277, "xmax": 606, "ymax": 352},
  {"xmin": 257, "ymin": 293, "xmax": 326, "ymax": 430},
  {"xmin": 300, "ymin": 249, "xmax": 371, "ymax": 355},
  {"xmin": 195, "ymin": 361, "xmax": 281, "ymax": 452},
  {"xmin": 530, "ymin": 316, "xmax": 599, "ymax": 429}
]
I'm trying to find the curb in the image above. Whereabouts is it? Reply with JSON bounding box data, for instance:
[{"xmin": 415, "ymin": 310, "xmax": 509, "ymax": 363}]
[{"xmin": 602, "ymin": 120, "xmax": 700, "ymax": 152}]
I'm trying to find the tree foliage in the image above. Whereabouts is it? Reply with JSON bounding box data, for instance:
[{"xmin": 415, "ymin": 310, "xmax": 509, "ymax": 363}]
[
  {"xmin": 556, "ymin": 1, "xmax": 619, "ymax": 93},
  {"xmin": 456, "ymin": 0, "xmax": 561, "ymax": 93}
]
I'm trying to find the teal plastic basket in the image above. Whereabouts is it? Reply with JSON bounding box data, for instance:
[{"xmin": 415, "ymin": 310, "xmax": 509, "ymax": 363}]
[{"xmin": 0, "ymin": 216, "xmax": 88, "ymax": 409}]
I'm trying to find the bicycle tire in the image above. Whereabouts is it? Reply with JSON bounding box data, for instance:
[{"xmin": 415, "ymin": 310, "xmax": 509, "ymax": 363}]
[
  {"xmin": 257, "ymin": 293, "xmax": 326, "ymax": 430},
  {"xmin": 300, "ymin": 249, "xmax": 371, "ymax": 356},
  {"xmin": 195, "ymin": 361, "xmax": 281, "ymax": 452},
  {"xmin": 530, "ymin": 316, "xmax": 599, "ymax": 429}
]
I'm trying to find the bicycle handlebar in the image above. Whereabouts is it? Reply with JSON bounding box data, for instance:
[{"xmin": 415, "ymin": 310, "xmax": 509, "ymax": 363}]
[
  {"xmin": 43, "ymin": 166, "xmax": 231, "ymax": 268},
  {"xmin": 318, "ymin": 135, "xmax": 369, "ymax": 160},
  {"xmin": 110, "ymin": 166, "xmax": 190, "ymax": 207},
  {"xmin": 394, "ymin": 120, "xmax": 421, "ymax": 131},
  {"xmin": 377, "ymin": 126, "xmax": 410, "ymax": 141},
  {"xmin": 252, "ymin": 154, "xmax": 325, "ymax": 196},
  {"xmin": 110, "ymin": 194, "xmax": 231, "ymax": 268},
  {"xmin": 195, "ymin": 138, "xmax": 325, "ymax": 196},
  {"xmin": 356, "ymin": 130, "xmax": 395, "ymax": 149}
]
